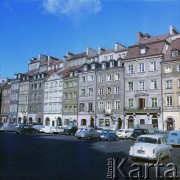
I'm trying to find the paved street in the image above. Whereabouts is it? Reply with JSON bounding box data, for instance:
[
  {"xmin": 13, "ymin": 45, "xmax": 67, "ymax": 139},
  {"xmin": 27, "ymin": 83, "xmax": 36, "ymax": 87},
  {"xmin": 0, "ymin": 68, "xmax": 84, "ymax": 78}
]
[{"xmin": 0, "ymin": 132, "xmax": 179, "ymax": 180}]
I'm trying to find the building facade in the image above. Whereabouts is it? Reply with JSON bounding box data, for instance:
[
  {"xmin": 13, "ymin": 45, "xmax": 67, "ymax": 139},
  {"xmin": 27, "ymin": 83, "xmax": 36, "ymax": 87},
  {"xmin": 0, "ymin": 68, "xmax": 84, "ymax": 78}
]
[{"xmin": 162, "ymin": 37, "xmax": 180, "ymax": 130}]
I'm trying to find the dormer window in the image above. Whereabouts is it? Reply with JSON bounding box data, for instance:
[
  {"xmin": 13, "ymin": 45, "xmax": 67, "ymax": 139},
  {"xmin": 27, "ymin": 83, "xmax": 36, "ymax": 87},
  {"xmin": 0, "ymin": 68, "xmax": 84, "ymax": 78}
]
[
  {"xmin": 110, "ymin": 61, "xmax": 114, "ymax": 68},
  {"xmin": 84, "ymin": 65, "xmax": 87, "ymax": 71},
  {"xmin": 70, "ymin": 72, "xmax": 73, "ymax": 77},
  {"xmin": 172, "ymin": 49, "xmax": 179, "ymax": 57},
  {"xmin": 117, "ymin": 60, "xmax": 121, "ymax": 67},
  {"xmin": 140, "ymin": 46, "xmax": 148, "ymax": 55},
  {"xmin": 74, "ymin": 71, "xmax": 78, "ymax": 76},
  {"xmin": 102, "ymin": 63, "xmax": 106, "ymax": 69},
  {"xmin": 91, "ymin": 64, "xmax": 95, "ymax": 70}
]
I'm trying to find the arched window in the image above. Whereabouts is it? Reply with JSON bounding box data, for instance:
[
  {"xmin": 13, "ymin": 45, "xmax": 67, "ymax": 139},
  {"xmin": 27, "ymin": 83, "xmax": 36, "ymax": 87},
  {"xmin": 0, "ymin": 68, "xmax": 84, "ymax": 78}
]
[
  {"xmin": 166, "ymin": 117, "xmax": 174, "ymax": 131},
  {"xmin": 45, "ymin": 117, "xmax": 50, "ymax": 126}
]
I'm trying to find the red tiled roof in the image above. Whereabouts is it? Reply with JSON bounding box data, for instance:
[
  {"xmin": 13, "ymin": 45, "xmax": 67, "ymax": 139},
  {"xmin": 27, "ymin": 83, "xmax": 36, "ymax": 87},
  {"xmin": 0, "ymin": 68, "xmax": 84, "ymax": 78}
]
[
  {"xmin": 67, "ymin": 52, "xmax": 87, "ymax": 60},
  {"xmin": 126, "ymin": 42, "xmax": 165, "ymax": 59},
  {"xmin": 58, "ymin": 65, "xmax": 83, "ymax": 77},
  {"xmin": 164, "ymin": 38, "xmax": 180, "ymax": 61},
  {"xmin": 135, "ymin": 34, "xmax": 170, "ymax": 45}
]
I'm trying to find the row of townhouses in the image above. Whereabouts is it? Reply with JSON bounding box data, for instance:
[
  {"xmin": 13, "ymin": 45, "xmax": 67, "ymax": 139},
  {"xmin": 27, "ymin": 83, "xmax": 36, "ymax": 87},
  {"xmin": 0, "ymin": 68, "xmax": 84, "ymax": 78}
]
[{"xmin": 0, "ymin": 25, "xmax": 180, "ymax": 131}]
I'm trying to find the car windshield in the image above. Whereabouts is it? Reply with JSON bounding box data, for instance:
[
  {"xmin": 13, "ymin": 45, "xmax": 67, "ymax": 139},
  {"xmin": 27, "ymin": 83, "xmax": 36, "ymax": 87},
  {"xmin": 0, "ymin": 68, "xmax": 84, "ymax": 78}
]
[
  {"xmin": 170, "ymin": 133, "xmax": 178, "ymax": 136},
  {"xmin": 137, "ymin": 137, "xmax": 157, "ymax": 144},
  {"xmin": 118, "ymin": 130, "xmax": 124, "ymax": 132}
]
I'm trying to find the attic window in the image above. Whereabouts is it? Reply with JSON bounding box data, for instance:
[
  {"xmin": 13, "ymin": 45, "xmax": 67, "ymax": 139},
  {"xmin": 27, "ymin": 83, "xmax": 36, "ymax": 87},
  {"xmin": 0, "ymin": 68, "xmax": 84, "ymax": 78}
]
[
  {"xmin": 110, "ymin": 61, "xmax": 114, "ymax": 68},
  {"xmin": 70, "ymin": 72, "xmax": 73, "ymax": 77},
  {"xmin": 140, "ymin": 48, "xmax": 146, "ymax": 55},
  {"xmin": 102, "ymin": 63, "xmax": 106, "ymax": 69},
  {"xmin": 172, "ymin": 50, "xmax": 179, "ymax": 57},
  {"xmin": 91, "ymin": 64, "xmax": 95, "ymax": 69},
  {"xmin": 84, "ymin": 65, "xmax": 87, "ymax": 71}
]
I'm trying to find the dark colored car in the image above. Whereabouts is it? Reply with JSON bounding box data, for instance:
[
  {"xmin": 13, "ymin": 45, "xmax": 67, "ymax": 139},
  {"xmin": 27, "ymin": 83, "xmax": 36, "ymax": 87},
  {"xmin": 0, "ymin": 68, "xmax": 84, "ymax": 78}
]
[
  {"xmin": 131, "ymin": 128, "xmax": 149, "ymax": 140},
  {"xmin": 16, "ymin": 125, "xmax": 39, "ymax": 134},
  {"xmin": 100, "ymin": 130, "xmax": 119, "ymax": 141},
  {"xmin": 63, "ymin": 126, "xmax": 78, "ymax": 135}
]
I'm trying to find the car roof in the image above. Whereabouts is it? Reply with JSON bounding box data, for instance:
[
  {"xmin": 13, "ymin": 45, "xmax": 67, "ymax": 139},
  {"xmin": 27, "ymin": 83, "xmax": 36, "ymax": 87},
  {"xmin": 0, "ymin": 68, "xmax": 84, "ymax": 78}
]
[{"xmin": 138, "ymin": 134, "xmax": 164, "ymax": 139}]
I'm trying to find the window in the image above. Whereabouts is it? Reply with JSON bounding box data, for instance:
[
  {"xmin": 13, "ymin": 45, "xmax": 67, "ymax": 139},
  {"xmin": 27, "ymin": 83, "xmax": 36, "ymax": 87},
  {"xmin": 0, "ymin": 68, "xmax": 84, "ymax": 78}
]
[
  {"xmin": 105, "ymin": 119, "xmax": 110, "ymax": 127},
  {"xmin": 179, "ymin": 95, "xmax": 180, "ymax": 106},
  {"xmin": 91, "ymin": 64, "xmax": 95, "ymax": 69},
  {"xmin": 109, "ymin": 55, "xmax": 113, "ymax": 59},
  {"xmin": 99, "ymin": 119, "xmax": 104, "ymax": 126},
  {"xmin": 165, "ymin": 66, "xmax": 172, "ymax": 73},
  {"xmin": 150, "ymin": 80, "xmax": 157, "ymax": 89},
  {"xmin": 114, "ymin": 73, "xmax": 120, "ymax": 80},
  {"xmin": 150, "ymin": 62, "xmax": 157, "ymax": 71},
  {"xmin": 98, "ymin": 102, "xmax": 104, "ymax": 110},
  {"xmin": 81, "ymin": 119, "xmax": 87, "ymax": 126},
  {"xmin": 139, "ymin": 63, "xmax": 145, "ymax": 72},
  {"xmin": 114, "ymin": 86, "xmax": 120, "ymax": 94},
  {"xmin": 166, "ymin": 96, "xmax": 173, "ymax": 106},
  {"xmin": 114, "ymin": 101, "xmax": 120, "ymax": 109},
  {"xmin": 81, "ymin": 76, "xmax": 86, "ymax": 82},
  {"xmin": 140, "ymin": 48, "xmax": 146, "ymax": 54},
  {"xmin": 172, "ymin": 50, "xmax": 179, "ymax": 57},
  {"xmin": 98, "ymin": 88, "xmax": 104, "ymax": 95},
  {"xmin": 106, "ymin": 101, "xmax": 112, "ymax": 109},
  {"xmin": 88, "ymin": 75, "xmax": 94, "ymax": 82},
  {"xmin": 152, "ymin": 98, "xmax": 157, "ymax": 107},
  {"xmin": 88, "ymin": 103, "xmax": 93, "ymax": 112},
  {"xmin": 128, "ymin": 99, "xmax": 133, "ymax": 108},
  {"xmin": 177, "ymin": 65, "xmax": 180, "ymax": 71},
  {"xmin": 110, "ymin": 61, "xmax": 114, "ymax": 68},
  {"xmin": 98, "ymin": 75, "xmax": 103, "ymax": 82},
  {"xmin": 128, "ymin": 65, "xmax": 134, "ymax": 74},
  {"xmin": 88, "ymin": 88, "xmax": 93, "ymax": 96},
  {"xmin": 106, "ymin": 87, "xmax": 112, "ymax": 95},
  {"xmin": 79, "ymin": 103, "xmax": 85, "ymax": 112},
  {"xmin": 166, "ymin": 80, "xmax": 172, "ymax": 89},
  {"xmin": 128, "ymin": 82, "xmax": 133, "ymax": 91},
  {"xmin": 106, "ymin": 74, "xmax": 112, "ymax": 81},
  {"xmin": 80, "ymin": 89, "xmax": 85, "ymax": 96},
  {"xmin": 139, "ymin": 80, "xmax": 145, "ymax": 90},
  {"xmin": 102, "ymin": 63, "xmax": 106, "ymax": 69},
  {"xmin": 178, "ymin": 80, "xmax": 180, "ymax": 88}
]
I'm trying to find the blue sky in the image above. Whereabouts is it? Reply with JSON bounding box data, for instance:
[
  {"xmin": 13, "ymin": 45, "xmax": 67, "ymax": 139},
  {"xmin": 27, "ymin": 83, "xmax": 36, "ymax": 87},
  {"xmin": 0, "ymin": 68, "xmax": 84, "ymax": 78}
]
[{"xmin": 0, "ymin": 0, "xmax": 180, "ymax": 78}]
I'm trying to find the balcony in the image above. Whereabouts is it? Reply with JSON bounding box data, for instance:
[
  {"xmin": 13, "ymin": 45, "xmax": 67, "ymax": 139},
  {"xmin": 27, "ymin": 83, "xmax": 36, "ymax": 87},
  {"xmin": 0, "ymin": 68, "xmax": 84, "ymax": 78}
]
[{"xmin": 124, "ymin": 107, "xmax": 161, "ymax": 114}]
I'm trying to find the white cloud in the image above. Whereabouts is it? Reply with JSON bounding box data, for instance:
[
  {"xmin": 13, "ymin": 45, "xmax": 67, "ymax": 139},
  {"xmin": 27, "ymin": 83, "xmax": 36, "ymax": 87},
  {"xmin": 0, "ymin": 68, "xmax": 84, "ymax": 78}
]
[{"xmin": 43, "ymin": 0, "xmax": 101, "ymax": 19}]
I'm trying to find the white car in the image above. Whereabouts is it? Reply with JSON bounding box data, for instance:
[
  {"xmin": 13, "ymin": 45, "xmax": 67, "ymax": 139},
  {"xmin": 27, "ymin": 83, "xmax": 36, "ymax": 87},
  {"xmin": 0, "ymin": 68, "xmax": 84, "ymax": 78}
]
[
  {"xmin": 0, "ymin": 123, "xmax": 16, "ymax": 132},
  {"xmin": 116, "ymin": 129, "xmax": 133, "ymax": 139},
  {"xmin": 129, "ymin": 134, "xmax": 172, "ymax": 161},
  {"xmin": 51, "ymin": 126, "xmax": 65, "ymax": 134}
]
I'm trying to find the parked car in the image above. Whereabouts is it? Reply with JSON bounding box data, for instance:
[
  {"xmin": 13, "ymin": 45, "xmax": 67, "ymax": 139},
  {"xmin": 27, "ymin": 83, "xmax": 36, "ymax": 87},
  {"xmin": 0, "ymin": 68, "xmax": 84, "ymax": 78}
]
[
  {"xmin": 32, "ymin": 124, "xmax": 44, "ymax": 131},
  {"xmin": 116, "ymin": 129, "xmax": 133, "ymax": 139},
  {"xmin": 40, "ymin": 126, "xmax": 55, "ymax": 133},
  {"xmin": 63, "ymin": 126, "xmax": 78, "ymax": 135},
  {"xmin": 0, "ymin": 123, "xmax": 16, "ymax": 132},
  {"xmin": 16, "ymin": 125, "xmax": 39, "ymax": 134},
  {"xmin": 167, "ymin": 130, "xmax": 180, "ymax": 146},
  {"xmin": 100, "ymin": 130, "xmax": 119, "ymax": 141},
  {"xmin": 75, "ymin": 127, "xmax": 101, "ymax": 140},
  {"xmin": 51, "ymin": 126, "xmax": 65, "ymax": 134},
  {"xmin": 131, "ymin": 128, "xmax": 150, "ymax": 140},
  {"xmin": 153, "ymin": 130, "xmax": 169, "ymax": 139},
  {"xmin": 129, "ymin": 134, "xmax": 172, "ymax": 161}
]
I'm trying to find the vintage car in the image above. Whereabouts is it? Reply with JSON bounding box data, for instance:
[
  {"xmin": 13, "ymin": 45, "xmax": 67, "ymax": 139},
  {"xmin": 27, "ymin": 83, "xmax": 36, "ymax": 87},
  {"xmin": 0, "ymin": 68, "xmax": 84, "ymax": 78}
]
[
  {"xmin": 51, "ymin": 126, "xmax": 65, "ymax": 134},
  {"xmin": 129, "ymin": 134, "xmax": 172, "ymax": 161},
  {"xmin": 100, "ymin": 130, "xmax": 118, "ymax": 141},
  {"xmin": 167, "ymin": 130, "xmax": 180, "ymax": 146},
  {"xmin": 63, "ymin": 126, "xmax": 78, "ymax": 135},
  {"xmin": 131, "ymin": 128, "xmax": 150, "ymax": 140},
  {"xmin": 116, "ymin": 129, "xmax": 133, "ymax": 139},
  {"xmin": 75, "ymin": 127, "xmax": 100, "ymax": 140},
  {"xmin": 16, "ymin": 124, "xmax": 39, "ymax": 134},
  {"xmin": 0, "ymin": 123, "xmax": 16, "ymax": 132}
]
